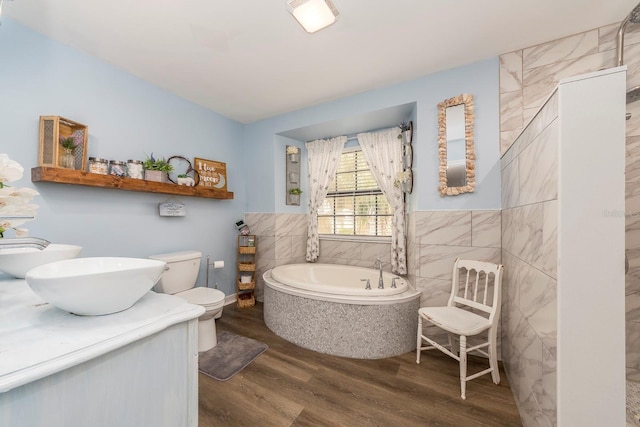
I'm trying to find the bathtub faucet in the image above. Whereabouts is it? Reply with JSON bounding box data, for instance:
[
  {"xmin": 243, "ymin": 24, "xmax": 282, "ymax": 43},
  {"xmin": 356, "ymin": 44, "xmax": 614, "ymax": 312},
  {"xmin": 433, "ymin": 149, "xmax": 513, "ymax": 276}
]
[
  {"xmin": 374, "ymin": 258, "xmax": 384, "ymax": 289},
  {"xmin": 361, "ymin": 278, "xmax": 371, "ymax": 290}
]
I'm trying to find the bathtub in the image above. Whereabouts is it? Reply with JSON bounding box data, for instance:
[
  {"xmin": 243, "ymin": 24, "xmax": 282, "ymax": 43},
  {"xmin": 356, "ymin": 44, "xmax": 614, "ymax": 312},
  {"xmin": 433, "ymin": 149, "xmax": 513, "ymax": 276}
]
[{"xmin": 263, "ymin": 263, "xmax": 421, "ymax": 359}]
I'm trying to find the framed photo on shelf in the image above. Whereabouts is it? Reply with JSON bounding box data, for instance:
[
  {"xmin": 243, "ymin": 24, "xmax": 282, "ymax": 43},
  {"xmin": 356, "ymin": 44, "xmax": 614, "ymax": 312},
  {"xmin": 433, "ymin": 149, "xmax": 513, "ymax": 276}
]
[{"xmin": 193, "ymin": 157, "xmax": 227, "ymax": 191}]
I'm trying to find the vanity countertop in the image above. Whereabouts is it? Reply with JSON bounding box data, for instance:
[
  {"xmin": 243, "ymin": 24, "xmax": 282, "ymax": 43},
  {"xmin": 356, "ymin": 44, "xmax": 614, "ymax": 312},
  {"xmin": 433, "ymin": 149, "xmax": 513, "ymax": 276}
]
[{"xmin": 0, "ymin": 278, "xmax": 204, "ymax": 393}]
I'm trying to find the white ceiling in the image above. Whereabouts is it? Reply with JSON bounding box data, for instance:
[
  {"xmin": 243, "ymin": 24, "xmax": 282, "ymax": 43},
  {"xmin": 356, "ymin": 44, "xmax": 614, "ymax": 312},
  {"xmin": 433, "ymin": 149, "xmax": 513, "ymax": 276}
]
[{"xmin": 5, "ymin": 0, "xmax": 639, "ymax": 124}]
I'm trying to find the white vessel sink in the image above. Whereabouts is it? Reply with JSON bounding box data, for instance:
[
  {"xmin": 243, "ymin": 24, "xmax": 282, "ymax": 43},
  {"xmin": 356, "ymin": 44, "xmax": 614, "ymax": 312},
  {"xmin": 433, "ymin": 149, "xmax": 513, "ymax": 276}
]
[
  {"xmin": 25, "ymin": 257, "xmax": 167, "ymax": 315},
  {"xmin": 0, "ymin": 244, "xmax": 82, "ymax": 279}
]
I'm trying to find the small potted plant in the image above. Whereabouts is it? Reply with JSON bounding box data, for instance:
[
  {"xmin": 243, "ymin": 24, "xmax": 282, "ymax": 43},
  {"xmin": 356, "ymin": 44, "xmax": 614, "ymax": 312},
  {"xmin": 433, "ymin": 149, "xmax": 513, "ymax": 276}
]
[
  {"xmin": 289, "ymin": 187, "xmax": 302, "ymax": 205},
  {"xmin": 287, "ymin": 146, "xmax": 300, "ymax": 163},
  {"xmin": 142, "ymin": 153, "xmax": 174, "ymax": 183},
  {"xmin": 58, "ymin": 132, "xmax": 83, "ymax": 169},
  {"xmin": 177, "ymin": 173, "xmax": 195, "ymax": 186},
  {"xmin": 398, "ymin": 121, "xmax": 412, "ymax": 143}
]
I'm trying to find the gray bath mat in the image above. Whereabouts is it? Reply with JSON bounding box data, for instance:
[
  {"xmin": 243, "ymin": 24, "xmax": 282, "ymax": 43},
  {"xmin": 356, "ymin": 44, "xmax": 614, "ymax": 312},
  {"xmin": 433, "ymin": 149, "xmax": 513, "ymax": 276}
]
[{"xmin": 198, "ymin": 331, "xmax": 268, "ymax": 381}]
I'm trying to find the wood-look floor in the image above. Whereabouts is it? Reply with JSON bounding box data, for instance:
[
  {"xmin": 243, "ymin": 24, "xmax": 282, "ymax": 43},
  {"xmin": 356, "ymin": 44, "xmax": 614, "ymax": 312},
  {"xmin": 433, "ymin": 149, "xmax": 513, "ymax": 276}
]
[{"xmin": 199, "ymin": 302, "xmax": 522, "ymax": 426}]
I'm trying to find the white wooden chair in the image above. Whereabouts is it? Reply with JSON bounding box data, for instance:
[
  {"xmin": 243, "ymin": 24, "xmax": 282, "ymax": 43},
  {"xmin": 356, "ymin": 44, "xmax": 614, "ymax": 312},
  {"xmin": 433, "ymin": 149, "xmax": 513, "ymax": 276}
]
[{"xmin": 416, "ymin": 258, "xmax": 504, "ymax": 399}]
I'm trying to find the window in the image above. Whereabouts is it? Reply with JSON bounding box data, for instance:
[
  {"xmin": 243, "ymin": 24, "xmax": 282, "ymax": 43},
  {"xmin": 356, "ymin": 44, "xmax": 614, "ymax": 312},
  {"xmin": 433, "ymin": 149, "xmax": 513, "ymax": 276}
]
[{"xmin": 318, "ymin": 148, "xmax": 392, "ymax": 237}]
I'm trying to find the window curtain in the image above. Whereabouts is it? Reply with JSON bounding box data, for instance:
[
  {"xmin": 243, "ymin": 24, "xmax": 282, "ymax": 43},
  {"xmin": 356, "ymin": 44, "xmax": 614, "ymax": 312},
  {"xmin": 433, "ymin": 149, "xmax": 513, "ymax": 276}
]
[
  {"xmin": 305, "ymin": 136, "xmax": 347, "ymax": 262},
  {"xmin": 358, "ymin": 128, "xmax": 407, "ymax": 275}
]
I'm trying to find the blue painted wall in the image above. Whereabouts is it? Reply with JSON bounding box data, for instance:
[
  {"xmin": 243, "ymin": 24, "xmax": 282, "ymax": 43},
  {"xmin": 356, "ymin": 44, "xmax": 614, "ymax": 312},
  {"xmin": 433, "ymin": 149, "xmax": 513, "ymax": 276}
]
[
  {"xmin": 1, "ymin": 17, "xmax": 500, "ymax": 292},
  {"xmin": 0, "ymin": 19, "xmax": 245, "ymax": 294},
  {"xmin": 244, "ymin": 57, "xmax": 501, "ymax": 212}
]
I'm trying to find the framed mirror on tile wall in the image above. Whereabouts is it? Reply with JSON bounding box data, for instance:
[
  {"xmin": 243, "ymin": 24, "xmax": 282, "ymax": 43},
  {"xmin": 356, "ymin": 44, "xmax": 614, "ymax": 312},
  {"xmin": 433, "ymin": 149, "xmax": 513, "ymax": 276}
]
[{"xmin": 437, "ymin": 93, "xmax": 475, "ymax": 196}]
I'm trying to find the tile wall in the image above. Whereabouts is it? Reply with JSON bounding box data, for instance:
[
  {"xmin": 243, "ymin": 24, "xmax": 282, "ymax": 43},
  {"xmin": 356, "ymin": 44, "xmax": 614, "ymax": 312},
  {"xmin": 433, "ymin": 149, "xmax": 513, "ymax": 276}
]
[
  {"xmin": 501, "ymin": 91, "xmax": 559, "ymax": 427},
  {"xmin": 245, "ymin": 211, "xmax": 502, "ymax": 308},
  {"xmin": 500, "ymin": 19, "xmax": 634, "ymax": 425},
  {"xmin": 406, "ymin": 210, "xmax": 502, "ymax": 307}
]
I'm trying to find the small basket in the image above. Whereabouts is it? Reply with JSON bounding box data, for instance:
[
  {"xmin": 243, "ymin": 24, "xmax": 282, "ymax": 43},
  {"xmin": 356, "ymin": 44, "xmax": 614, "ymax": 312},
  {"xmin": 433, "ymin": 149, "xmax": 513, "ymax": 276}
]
[
  {"xmin": 237, "ymin": 294, "xmax": 255, "ymax": 308},
  {"xmin": 238, "ymin": 262, "xmax": 256, "ymax": 272},
  {"xmin": 238, "ymin": 246, "xmax": 256, "ymax": 254},
  {"xmin": 237, "ymin": 278, "xmax": 255, "ymax": 291}
]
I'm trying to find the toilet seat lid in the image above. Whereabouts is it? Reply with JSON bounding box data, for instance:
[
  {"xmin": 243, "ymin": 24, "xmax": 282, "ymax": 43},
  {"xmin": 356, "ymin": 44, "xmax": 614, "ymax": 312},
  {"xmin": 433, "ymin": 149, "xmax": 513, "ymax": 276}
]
[{"xmin": 177, "ymin": 287, "xmax": 225, "ymax": 305}]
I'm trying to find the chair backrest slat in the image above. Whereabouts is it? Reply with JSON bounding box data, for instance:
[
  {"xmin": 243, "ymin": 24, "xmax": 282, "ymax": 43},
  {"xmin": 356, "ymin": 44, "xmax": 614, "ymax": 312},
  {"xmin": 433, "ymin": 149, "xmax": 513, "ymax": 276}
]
[{"xmin": 448, "ymin": 258, "xmax": 503, "ymax": 322}]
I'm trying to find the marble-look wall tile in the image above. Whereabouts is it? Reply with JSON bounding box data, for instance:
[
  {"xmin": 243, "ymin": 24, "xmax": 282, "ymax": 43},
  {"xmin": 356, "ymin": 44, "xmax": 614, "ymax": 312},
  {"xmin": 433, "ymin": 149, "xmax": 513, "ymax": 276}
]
[
  {"xmin": 245, "ymin": 213, "xmax": 276, "ymax": 237},
  {"xmin": 502, "ymin": 204, "xmax": 543, "ymax": 266},
  {"xmin": 415, "ymin": 276, "xmax": 451, "ymax": 307},
  {"xmin": 471, "ymin": 211, "xmax": 501, "ymax": 248},
  {"xmin": 627, "ymin": 181, "xmax": 640, "ymax": 231},
  {"xmin": 523, "ymin": 107, "xmax": 539, "ymax": 129},
  {"xmin": 275, "ymin": 235, "xmax": 292, "ymax": 260},
  {"xmin": 518, "ymin": 120, "xmax": 559, "ymax": 206},
  {"xmin": 512, "ymin": 313, "xmax": 544, "ymax": 405},
  {"xmin": 501, "ymin": 250, "xmax": 522, "ymax": 311},
  {"xmin": 627, "ymin": 291, "xmax": 640, "ymax": 323},
  {"xmin": 501, "ymin": 129, "xmax": 523, "ymax": 155},
  {"xmin": 522, "ymin": 50, "xmax": 614, "ymax": 111},
  {"xmin": 627, "ymin": 320, "xmax": 640, "ymax": 371},
  {"xmin": 500, "ymin": 51, "xmax": 523, "ymax": 93},
  {"xmin": 541, "ymin": 200, "xmax": 558, "ymax": 279},
  {"xmin": 627, "ymin": 135, "xmax": 640, "ymax": 182},
  {"xmin": 292, "ymin": 234, "xmax": 307, "ymax": 259},
  {"xmin": 519, "ymin": 263, "xmax": 557, "ymax": 357},
  {"xmin": 257, "ymin": 235, "xmax": 275, "ymax": 262},
  {"xmin": 407, "ymin": 241, "xmax": 419, "ymax": 278},
  {"xmin": 623, "ymin": 42, "xmax": 640, "ymax": 91},
  {"xmin": 501, "ymin": 91, "xmax": 524, "ymax": 131},
  {"xmin": 275, "ymin": 213, "xmax": 308, "ymax": 236},
  {"xmin": 254, "ymin": 257, "xmax": 275, "ymax": 301},
  {"xmin": 626, "ymin": 248, "xmax": 640, "ymax": 295},
  {"xmin": 627, "ymin": 98, "xmax": 640, "ymax": 138},
  {"xmin": 415, "ymin": 211, "xmax": 472, "ymax": 246},
  {"xmin": 539, "ymin": 347, "xmax": 557, "ymax": 427},
  {"xmin": 628, "ymin": 367, "xmax": 640, "ymax": 381},
  {"xmin": 361, "ymin": 242, "xmax": 392, "ymax": 263},
  {"xmin": 418, "ymin": 245, "xmax": 500, "ymax": 280},
  {"xmin": 523, "ymin": 30, "xmax": 599, "ymax": 70},
  {"xmin": 319, "ymin": 240, "xmax": 362, "ymax": 260},
  {"xmin": 406, "ymin": 212, "xmax": 416, "ymax": 244},
  {"xmin": 599, "ymin": 22, "xmax": 640, "ymax": 52}
]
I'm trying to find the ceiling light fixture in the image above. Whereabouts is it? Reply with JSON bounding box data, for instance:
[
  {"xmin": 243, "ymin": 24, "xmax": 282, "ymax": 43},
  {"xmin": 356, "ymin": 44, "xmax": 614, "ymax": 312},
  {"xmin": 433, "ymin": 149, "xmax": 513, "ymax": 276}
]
[{"xmin": 287, "ymin": 0, "xmax": 339, "ymax": 34}]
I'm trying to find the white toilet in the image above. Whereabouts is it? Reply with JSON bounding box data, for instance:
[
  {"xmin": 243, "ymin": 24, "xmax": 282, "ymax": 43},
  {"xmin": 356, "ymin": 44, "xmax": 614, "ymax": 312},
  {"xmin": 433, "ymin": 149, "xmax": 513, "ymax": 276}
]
[{"xmin": 149, "ymin": 250, "xmax": 225, "ymax": 352}]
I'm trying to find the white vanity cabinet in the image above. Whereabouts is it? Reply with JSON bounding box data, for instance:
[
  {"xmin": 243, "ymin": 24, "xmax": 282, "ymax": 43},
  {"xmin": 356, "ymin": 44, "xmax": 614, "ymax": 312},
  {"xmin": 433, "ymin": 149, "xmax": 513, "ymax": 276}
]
[{"xmin": 0, "ymin": 278, "xmax": 205, "ymax": 427}]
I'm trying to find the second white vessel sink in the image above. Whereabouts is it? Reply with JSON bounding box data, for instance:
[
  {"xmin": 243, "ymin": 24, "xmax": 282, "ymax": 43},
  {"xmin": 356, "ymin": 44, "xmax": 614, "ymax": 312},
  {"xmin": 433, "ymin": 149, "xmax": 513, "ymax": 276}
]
[{"xmin": 25, "ymin": 257, "xmax": 167, "ymax": 315}]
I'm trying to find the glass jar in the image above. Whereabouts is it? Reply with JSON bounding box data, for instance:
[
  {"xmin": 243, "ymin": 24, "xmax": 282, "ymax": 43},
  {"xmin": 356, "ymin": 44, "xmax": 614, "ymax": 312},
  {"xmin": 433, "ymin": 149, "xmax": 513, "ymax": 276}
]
[
  {"xmin": 88, "ymin": 157, "xmax": 108, "ymax": 175},
  {"xmin": 126, "ymin": 160, "xmax": 144, "ymax": 179},
  {"xmin": 109, "ymin": 160, "xmax": 127, "ymax": 177}
]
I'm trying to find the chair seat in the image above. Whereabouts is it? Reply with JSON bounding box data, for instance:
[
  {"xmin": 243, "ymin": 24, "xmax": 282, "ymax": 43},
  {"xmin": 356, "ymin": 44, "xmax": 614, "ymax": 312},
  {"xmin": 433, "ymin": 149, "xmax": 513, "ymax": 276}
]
[{"xmin": 418, "ymin": 306, "xmax": 491, "ymax": 336}]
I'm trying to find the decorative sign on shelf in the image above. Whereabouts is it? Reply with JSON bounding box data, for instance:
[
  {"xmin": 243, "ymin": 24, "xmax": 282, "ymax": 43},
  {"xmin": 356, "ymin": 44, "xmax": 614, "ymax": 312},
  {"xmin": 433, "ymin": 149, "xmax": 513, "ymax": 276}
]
[
  {"xmin": 194, "ymin": 157, "xmax": 227, "ymax": 191},
  {"xmin": 158, "ymin": 198, "xmax": 187, "ymax": 217}
]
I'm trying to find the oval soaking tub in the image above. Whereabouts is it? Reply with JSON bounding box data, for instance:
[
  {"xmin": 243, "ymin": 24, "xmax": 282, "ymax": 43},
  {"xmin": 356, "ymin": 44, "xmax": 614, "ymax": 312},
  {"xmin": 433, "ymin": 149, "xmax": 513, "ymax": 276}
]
[{"xmin": 263, "ymin": 263, "xmax": 421, "ymax": 359}]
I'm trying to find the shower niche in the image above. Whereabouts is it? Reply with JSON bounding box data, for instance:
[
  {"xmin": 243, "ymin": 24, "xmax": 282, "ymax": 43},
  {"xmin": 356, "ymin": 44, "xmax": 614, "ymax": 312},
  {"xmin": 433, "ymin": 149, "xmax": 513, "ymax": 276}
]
[{"xmin": 286, "ymin": 145, "xmax": 301, "ymax": 205}]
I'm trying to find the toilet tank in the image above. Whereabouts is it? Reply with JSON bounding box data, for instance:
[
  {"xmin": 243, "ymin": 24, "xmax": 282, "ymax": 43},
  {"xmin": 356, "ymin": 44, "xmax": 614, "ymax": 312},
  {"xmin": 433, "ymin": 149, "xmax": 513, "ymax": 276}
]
[{"xmin": 149, "ymin": 251, "xmax": 202, "ymax": 294}]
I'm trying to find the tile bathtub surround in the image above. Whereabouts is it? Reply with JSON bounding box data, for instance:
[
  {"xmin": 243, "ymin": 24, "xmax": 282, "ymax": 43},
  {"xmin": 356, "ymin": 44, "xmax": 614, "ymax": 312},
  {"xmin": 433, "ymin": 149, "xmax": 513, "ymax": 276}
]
[
  {"xmin": 244, "ymin": 213, "xmax": 308, "ymax": 301},
  {"xmin": 247, "ymin": 211, "xmax": 501, "ymax": 305}
]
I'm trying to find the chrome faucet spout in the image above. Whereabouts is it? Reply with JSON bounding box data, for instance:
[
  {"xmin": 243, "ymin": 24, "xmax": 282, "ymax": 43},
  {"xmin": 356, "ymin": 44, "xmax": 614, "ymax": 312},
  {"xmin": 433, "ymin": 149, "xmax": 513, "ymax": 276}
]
[
  {"xmin": 375, "ymin": 257, "xmax": 384, "ymax": 289},
  {"xmin": 0, "ymin": 237, "xmax": 50, "ymax": 250}
]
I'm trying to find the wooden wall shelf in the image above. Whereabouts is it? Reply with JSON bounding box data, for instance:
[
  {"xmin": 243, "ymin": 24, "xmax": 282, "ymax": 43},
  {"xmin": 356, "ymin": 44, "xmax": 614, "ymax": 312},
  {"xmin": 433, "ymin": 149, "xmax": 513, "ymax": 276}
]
[{"xmin": 31, "ymin": 167, "xmax": 234, "ymax": 200}]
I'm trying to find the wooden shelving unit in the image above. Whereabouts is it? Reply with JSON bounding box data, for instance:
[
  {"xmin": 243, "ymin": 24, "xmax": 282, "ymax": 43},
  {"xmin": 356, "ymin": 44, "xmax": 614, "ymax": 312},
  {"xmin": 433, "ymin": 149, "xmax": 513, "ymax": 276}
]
[
  {"xmin": 237, "ymin": 235, "xmax": 256, "ymax": 308},
  {"xmin": 31, "ymin": 167, "xmax": 234, "ymax": 199}
]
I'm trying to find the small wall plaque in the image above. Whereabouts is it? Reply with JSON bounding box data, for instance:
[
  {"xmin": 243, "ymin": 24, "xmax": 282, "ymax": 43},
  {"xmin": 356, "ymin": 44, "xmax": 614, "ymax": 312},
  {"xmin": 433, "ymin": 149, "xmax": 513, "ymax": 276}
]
[{"xmin": 158, "ymin": 198, "xmax": 186, "ymax": 217}]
